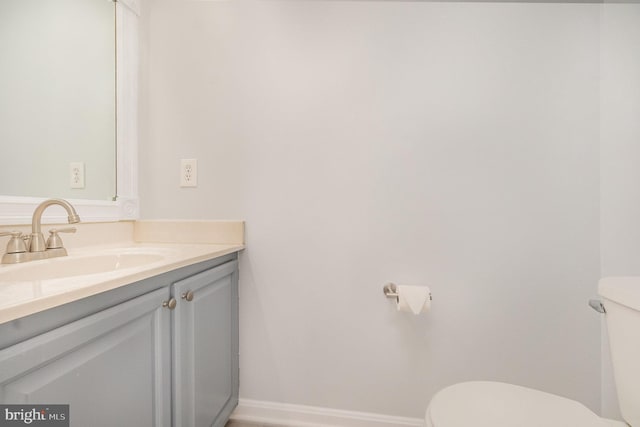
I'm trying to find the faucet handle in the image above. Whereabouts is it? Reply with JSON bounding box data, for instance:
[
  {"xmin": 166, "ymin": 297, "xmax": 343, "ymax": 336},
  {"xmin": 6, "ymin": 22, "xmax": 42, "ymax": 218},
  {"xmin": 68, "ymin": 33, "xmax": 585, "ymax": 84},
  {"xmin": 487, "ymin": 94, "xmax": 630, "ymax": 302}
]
[
  {"xmin": 49, "ymin": 227, "xmax": 77, "ymax": 234},
  {"xmin": 46, "ymin": 227, "xmax": 76, "ymax": 249},
  {"xmin": 0, "ymin": 231, "xmax": 28, "ymax": 254}
]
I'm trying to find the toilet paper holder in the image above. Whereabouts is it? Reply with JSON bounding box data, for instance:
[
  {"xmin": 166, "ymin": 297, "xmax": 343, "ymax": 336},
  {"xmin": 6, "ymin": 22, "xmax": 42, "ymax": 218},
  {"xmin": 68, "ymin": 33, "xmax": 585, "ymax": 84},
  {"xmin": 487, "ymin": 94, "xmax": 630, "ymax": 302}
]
[{"xmin": 383, "ymin": 283, "xmax": 432, "ymax": 301}]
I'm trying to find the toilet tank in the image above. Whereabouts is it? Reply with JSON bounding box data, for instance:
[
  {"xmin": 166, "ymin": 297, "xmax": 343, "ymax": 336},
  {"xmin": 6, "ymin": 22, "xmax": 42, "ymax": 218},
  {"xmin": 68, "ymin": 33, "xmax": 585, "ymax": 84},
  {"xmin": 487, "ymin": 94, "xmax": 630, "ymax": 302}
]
[{"xmin": 599, "ymin": 277, "xmax": 640, "ymax": 427}]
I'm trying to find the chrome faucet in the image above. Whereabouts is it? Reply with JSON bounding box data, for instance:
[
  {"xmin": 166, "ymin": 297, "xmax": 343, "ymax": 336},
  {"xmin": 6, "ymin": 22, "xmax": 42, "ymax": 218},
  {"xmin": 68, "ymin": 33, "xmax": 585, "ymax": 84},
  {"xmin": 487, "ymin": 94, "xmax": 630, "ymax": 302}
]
[
  {"xmin": 0, "ymin": 198, "xmax": 80, "ymax": 264},
  {"xmin": 29, "ymin": 199, "xmax": 80, "ymax": 253}
]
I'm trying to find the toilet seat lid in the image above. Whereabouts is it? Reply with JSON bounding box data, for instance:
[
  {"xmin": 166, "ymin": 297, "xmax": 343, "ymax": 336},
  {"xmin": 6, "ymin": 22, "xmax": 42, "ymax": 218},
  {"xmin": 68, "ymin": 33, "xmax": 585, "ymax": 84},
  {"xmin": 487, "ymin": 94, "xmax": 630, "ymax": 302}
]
[{"xmin": 426, "ymin": 381, "xmax": 608, "ymax": 427}]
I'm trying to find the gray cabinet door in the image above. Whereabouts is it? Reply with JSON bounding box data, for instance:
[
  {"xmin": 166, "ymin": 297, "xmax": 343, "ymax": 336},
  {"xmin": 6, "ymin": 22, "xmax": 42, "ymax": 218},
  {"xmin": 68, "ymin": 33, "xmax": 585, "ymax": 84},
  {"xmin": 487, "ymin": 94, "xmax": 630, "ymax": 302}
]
[
  {"xmin": 172, "ymin": 260, "xmax": 239, "ymax": 427},
  {"xmin": 0, "ymin": 287, "xmax": 172, "ymax": 427}
]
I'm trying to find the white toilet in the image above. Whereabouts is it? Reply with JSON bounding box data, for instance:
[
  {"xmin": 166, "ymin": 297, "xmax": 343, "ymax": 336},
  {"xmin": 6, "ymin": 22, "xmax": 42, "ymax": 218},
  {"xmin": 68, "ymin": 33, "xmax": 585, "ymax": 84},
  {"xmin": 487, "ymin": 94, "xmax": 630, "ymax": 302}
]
[{"xmin": 425, "ymin": 277, "xmax": 640, "ymax": 427}]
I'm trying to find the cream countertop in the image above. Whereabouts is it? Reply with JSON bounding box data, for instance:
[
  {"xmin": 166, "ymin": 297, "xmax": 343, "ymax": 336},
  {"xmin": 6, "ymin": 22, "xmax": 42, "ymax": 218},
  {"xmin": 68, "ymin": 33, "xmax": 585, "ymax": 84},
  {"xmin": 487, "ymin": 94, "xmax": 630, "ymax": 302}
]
[{"xmin": 0, "ymin": 220, "xmax": 244, "ymax": 325}]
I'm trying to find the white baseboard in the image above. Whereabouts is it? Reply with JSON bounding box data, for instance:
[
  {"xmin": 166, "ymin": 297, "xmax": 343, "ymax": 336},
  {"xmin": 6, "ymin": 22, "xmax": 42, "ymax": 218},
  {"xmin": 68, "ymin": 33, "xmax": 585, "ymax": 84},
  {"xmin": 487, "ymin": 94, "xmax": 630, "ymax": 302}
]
[{"xmin": 229, "ymin": 399, "xmax": 424, "ymax": 427}]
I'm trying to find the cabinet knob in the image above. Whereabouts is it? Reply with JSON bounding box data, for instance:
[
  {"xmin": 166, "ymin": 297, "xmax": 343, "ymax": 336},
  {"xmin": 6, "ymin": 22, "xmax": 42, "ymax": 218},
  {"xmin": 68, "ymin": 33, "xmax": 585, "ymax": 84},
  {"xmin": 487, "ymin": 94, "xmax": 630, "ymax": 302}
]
[
  {"xmin": 162, "ymin": 298, "xmax": 177, "ymax": 310},
  {"xmin": 181, "ymin": 291, "xmax": 194, "ymax": 302}
]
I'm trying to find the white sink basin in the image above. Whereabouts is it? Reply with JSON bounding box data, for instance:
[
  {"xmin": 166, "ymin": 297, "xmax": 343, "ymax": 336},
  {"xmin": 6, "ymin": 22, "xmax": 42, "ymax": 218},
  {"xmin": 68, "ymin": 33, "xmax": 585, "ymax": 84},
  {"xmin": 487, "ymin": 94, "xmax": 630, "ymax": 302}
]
[
  {"xmin": 0, "ymin": 249, "xmax": 168, "ymax": 282},
  {"xmin": 0, "ymin": 240, "xmax": 242, "ymax": 325}
]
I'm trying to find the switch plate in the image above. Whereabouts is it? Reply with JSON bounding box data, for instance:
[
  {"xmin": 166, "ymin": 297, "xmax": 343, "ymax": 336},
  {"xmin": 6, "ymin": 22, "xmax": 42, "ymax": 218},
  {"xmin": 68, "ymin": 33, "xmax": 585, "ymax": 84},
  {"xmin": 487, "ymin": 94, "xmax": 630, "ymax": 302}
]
[
  {"xmin": 180, "ymin": 159, "xmax": 198, "ymax": 187},
  {"xmin": 69, "ymin": 162, "xmax": 85, "ymax": 189}
]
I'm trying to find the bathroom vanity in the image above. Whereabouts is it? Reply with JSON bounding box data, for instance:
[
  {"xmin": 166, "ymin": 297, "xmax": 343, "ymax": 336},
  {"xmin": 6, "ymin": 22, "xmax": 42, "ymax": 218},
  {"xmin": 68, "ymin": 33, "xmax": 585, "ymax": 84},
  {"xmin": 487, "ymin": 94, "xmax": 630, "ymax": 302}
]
[{"xmin": 0, "ymin": 221, "xmax": 243, "ymax": 427}]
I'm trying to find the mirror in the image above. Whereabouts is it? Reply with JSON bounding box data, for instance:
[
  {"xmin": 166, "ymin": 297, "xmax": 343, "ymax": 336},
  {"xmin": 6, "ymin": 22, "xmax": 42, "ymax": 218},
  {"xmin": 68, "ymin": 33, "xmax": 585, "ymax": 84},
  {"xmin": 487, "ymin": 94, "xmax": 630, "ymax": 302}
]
[{"xmin": 0, "ymin": 0, "xmax": 116, "ymax": 201}]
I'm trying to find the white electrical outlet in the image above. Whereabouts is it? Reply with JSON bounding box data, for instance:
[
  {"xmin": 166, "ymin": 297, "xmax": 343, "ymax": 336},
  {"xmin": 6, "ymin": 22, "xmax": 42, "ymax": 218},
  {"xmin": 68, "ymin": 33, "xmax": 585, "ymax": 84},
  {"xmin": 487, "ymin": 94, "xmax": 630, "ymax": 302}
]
[
  {"xmin": 180, "ymin": 159, "xmax": 198, "ymax": 187},
  {"xmin": 69, "ymin": 162, "xmax": 85, "ymax": 189}
]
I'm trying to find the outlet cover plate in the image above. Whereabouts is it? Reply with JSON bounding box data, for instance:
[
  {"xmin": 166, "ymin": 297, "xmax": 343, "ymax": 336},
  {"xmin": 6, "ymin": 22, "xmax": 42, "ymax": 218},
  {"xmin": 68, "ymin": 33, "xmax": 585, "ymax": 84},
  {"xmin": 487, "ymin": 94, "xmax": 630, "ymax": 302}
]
[
  {"xmin": 70, "ymin": 162, "xmax": 85, "ymax": 189},
  {"xmin": 180, "ymin": 159, "xmax": 198, "ymax": 187}
]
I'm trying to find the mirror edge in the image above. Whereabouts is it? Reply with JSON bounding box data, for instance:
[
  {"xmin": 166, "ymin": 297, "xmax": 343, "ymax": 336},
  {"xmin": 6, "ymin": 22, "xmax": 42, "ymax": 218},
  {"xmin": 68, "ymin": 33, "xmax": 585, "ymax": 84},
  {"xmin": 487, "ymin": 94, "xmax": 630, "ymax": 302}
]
[
  {"xmin": 115, "ymin": 0, "xmax": 140, "ymax": 221},
  {"xmin": 0, "ymin": 0, "xmax": 140, "ymax": 226}
]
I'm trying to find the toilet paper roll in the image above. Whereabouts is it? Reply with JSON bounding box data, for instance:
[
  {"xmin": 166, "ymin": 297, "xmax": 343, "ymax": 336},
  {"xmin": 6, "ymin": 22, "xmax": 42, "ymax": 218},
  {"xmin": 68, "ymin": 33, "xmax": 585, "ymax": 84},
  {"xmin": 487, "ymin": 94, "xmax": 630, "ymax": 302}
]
[{"xmin": 396, "ymin": 285, "xmax": 431, "ymax": 315}]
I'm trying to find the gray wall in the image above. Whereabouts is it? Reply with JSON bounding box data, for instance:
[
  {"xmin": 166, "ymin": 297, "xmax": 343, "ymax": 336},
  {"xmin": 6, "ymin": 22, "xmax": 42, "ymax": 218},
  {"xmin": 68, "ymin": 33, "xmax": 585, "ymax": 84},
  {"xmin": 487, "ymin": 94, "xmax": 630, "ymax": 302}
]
[
  {"xmin": 600, "ymin": 2, "xmax": 640, "ymax": 419},
  {"xmin": 141, "ymin": 0, "xmax": 602, "ymax": 418}
]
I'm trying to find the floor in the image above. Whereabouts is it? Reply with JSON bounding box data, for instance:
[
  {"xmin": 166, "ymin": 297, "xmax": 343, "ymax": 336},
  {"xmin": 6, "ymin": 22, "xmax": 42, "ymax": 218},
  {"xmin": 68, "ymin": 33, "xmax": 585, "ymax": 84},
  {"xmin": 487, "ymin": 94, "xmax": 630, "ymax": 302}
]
[{"xmin": 225, "ymin": 421, "xmax": 284, "ymax": 427}]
